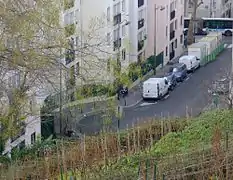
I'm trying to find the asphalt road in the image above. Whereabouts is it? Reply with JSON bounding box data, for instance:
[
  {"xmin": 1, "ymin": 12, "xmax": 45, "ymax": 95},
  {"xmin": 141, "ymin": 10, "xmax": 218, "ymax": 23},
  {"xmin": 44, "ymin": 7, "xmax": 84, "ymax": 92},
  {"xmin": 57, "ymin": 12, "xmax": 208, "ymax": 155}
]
[{"xmin": 77, "ymin": 37, "xmax": 232, "ymax": 134}]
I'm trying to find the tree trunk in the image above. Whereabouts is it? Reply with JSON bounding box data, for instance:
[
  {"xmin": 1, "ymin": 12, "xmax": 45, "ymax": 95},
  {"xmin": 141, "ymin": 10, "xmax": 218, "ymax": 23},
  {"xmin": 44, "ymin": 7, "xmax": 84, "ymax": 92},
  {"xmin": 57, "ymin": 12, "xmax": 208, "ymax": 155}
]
[{"xmin": 187, "ymin": 0, "xmax": 199, "ymax": 45}]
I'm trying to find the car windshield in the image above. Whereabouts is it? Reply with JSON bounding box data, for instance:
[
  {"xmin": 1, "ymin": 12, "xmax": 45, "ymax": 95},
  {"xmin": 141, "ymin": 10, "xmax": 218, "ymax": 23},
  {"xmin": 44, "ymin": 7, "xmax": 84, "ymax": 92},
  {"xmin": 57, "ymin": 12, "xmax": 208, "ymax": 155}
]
[{"xmin": 173, "ymin": 68, "xmax": 179, "ymax": 72}]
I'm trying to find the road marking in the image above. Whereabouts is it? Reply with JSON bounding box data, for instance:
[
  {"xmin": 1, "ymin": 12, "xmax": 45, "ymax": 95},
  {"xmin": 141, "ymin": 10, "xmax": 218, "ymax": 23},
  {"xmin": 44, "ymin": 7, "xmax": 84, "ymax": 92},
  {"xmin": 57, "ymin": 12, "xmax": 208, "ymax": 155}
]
[
  {"xmin": 164, "ymin": 94, "xmax": 169, "ymax": 99},
  {"xmin": 185, "ymin": 77, "xmax": 190, "ymax": 81},
  {"xmin": 227, "ymin": 44, "xmax": 232, "ymax": 49},
  {"xmin": 140, "ymin": 102, "xmax": 157, "ymax": 106}
]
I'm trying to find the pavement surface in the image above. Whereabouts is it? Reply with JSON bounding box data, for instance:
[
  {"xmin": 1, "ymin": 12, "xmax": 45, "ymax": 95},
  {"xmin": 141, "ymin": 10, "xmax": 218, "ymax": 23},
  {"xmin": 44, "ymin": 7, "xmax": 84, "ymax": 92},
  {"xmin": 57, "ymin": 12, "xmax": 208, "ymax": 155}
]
[{"xmin": 74, "ymin": 36, "xmax": 232, "ymax": 135}]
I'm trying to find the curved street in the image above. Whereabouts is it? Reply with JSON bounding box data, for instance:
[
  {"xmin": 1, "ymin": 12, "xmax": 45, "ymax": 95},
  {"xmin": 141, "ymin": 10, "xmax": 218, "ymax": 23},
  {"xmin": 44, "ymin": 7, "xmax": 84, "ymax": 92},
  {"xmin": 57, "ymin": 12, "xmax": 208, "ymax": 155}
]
[{"xmin": 78, "ymin": 38, "xmax": 232, "ymax": 134}]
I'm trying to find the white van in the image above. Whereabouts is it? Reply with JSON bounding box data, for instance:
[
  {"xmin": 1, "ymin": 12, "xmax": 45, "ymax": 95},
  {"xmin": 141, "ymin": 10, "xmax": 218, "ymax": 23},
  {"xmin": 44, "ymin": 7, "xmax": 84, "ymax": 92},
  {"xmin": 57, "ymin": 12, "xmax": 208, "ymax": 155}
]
[
  {"xmin": 142, "ymin": 78, "xmax": 169, "ymax": 100},
  {"xmin": 179, "ymin": 55, "xmax": 200, "ymax": 72}
]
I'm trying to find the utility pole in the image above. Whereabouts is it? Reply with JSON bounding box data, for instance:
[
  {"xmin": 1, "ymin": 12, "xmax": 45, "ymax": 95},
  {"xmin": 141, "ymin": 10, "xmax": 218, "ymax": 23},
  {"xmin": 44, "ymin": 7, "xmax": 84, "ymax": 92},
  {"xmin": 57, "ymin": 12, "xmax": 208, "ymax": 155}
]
[
  {"xmin": 154, "ymin": 4, "xmax": 157, "ymax": 75},
  {"xmin": 228, "ymin": 28, "xmax": 233, "ymax": 109},
  {"xmin": 154, "ymin": 5, "xmax": 164, "ymax": 75},
  {"xmin": 59, "ymin": 48, "xmax": 62, "ymax": 135}
]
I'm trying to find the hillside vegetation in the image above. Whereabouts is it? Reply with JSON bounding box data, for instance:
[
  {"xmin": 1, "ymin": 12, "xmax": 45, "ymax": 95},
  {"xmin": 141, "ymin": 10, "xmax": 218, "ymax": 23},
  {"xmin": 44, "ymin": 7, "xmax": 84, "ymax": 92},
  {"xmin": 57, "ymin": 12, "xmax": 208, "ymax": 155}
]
[{"xmin": 1, "ymin": 109, "xmax": 233, "ymax": 179}]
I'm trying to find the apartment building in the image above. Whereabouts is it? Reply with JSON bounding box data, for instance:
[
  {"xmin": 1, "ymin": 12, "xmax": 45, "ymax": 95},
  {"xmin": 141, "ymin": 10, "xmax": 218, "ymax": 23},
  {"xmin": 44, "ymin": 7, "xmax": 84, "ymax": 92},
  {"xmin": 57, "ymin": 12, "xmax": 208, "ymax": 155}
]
[
  {"xmin": 184, "ymin": 0, "xmax": 231, "ymax": 18},
  {"xmin": 62, "ymin": 0, "xmax": 184, "ymax": 90},
  {"xmin": 146, "ymin": 0, "xmax": 184, "ymax": 65},
  {"xmin": 0, "ymin": 71, "xmax": 44, "ymax": 156}
]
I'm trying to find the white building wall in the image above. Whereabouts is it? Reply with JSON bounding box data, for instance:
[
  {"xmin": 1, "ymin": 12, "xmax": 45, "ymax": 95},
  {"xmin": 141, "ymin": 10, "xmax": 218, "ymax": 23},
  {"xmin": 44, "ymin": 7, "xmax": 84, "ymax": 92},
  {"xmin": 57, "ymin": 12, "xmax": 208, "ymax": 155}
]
[
  {"xmin": 146, "ymin": 0, "xmax": 184, "ymax": 65},
  {"xmin": 1, "ymin": 71, "xmax": 57, "ymax": 155}
]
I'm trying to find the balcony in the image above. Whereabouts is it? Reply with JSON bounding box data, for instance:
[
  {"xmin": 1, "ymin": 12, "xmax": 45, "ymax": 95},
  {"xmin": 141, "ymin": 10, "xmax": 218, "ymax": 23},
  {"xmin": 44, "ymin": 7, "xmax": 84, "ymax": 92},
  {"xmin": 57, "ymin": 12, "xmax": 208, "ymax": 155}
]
[
  {"xmin": 64, "ymin": 0, "xmax": 74, "ymax": 10},
  {"xmin": 65, "ymin": 24, "xmax": 75, "ymax": 37},
  {"xmin": 169, "ymin": 50, "xmax": 175, "ymax": 60},
  {"xmin": 170, "ymin": 10, "xmax": 175, "ymax": 20},
  {"xmin": 113, "ymin": 13, "xmax": 121, "ymax": 26},
  {"xmin": 11, "ymin": 126, "xmax": 26, "ymax": 143},
  {"xmin": 65, "ymin": 49, "xmax": 75, "ymax": 65},
  {"xmin": 138, "ymin": 40, "xmax": 144, "ymax": 51},
  {"xmin": 170, "ymin": 30, "xmax": 175, "ymax": 41},
  {"xmin": 138, "ymin": 19, "xmax": 144, "ymax": 29},
  {"xmin": 138, "ymin": 0, "xmax": 144, "ymax": 7},
  {"xmin": 113, "ymin": 38, "xmax": 121, "ymax": 51}
]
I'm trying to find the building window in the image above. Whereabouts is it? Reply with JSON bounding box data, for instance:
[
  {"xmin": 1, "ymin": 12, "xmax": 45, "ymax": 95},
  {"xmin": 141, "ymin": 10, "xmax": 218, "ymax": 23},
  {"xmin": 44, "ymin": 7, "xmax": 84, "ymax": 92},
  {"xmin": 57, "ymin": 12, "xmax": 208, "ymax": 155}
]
[
  {"xmin": 107, "ymin": 33, "xmax": 111, "ymax": 45},
  {"xmin": 138, "ymin": 31, "xmax": 143, "ymax": 41},
  {"xmin": 75, "ymin": 9, "xmax": 79, "ymax": 21},
  {"xmin": 76, "ymin": 36, "xmax": 79, "ymax": 47},
  {"xmin": 138, "ymin": 0, "xmax": 144, "ymax": 7},
  {"xmin": 138, "ymin": 9, "xmax": 144, "ymax": 20},
  {"xmin": 180, "ymin": 35, "xmax": 183, "ymax": 44},
  {"xmin": 175, "ymin": 39, "xmax": 177, "ymax": 48},
  {"xmin": 175, "ymin": 19, "xmax": 177, "ymax": 30},
  {"xmin": 170, "ymin": 22, "xmax": 174, "ymax": 32},
  {"xmin": 107, "ymin": 7, "xmax": 110, "ymax": 22},
  {"xmin": 122, "ymin": 48, "xmax": 126, "ymax": 60},
  {"xmin": 170, "ymin": 2, "xmax": 175, "ymax": 12},
  {"xmin": 122, "ymin": 24, "xmax": 126, "ymax": 36},
  {"xmin": 180, "ymin": 15, "xmax": 183, "ymax": 26},
  {"xmin": 166, "ymin": 26, "xmax": 168, "ymax": 37},
  {"xmin": 166, "ymin": 46, "xmax": 168, "ymax": 56},
  {"xmin": 76, "ymin": 62, "xmax": 80, "ymax": 75},
  {"xmin": 113, "ymin": 2, "xmax": 120, "ymax": 15},
  {"xmin": 122, "ymin": 0, "xmax": 125, "ymax": 12},
  {"xmin": 31, "ymin": 132, "xmax": 36, "ymax": 144},
  {"xmin": 64, "ymin": 11, "xmax": 74, "ymax": 25},
  {"xmin": 19, "ymin": 140, "xmax": 25, "ymax": 150},
  {"xmin": 114, "ymin": 27, "xmax": 120, "ymax": 40}
]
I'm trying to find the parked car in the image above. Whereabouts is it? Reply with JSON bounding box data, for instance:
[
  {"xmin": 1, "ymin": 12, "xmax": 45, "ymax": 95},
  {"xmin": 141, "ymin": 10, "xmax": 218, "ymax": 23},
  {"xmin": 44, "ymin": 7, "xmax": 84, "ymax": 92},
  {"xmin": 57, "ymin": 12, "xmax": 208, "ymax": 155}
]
[
  {"xmin": 169, "ymin": 63, "xmax": 188, "ymax": 82},
  {"xmin": 164, "ymin": 72, "xmax": 177, "ymax": 91},
  {"xmin": 179, "ymin": 55, "xmax": 200, "ymax": 72},
  {"xmin": 142, "ymin": 78, "xmax": 169, "ymax": 100}
]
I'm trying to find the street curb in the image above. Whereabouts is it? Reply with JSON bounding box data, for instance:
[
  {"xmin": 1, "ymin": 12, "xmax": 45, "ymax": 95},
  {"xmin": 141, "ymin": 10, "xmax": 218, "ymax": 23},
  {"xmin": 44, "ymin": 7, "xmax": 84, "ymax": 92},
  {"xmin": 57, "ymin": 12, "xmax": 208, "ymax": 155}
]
[{"xmin": 121, "ymin": 98, "xmax": 143, "ymax": 109}]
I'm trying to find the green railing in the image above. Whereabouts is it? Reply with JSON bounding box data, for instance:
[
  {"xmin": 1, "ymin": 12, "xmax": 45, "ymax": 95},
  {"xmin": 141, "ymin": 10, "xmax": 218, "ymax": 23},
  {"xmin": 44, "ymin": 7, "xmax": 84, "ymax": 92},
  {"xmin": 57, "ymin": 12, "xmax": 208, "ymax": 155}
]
[{"xmin": 200, "ymin": 42, "xmax": 224, "ymax": 66}]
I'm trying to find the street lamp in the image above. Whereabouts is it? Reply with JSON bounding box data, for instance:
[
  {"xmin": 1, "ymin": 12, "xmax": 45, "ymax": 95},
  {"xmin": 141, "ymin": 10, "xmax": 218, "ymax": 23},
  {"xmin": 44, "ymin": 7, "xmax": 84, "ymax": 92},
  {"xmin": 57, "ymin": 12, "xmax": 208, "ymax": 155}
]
[
  {"xmin": 116, "ymin": 19, "xmax": 130, "ymax": 130},
  {"xmin": 154, "ymin": 5, "xmax": 165, "ymax": 75}
]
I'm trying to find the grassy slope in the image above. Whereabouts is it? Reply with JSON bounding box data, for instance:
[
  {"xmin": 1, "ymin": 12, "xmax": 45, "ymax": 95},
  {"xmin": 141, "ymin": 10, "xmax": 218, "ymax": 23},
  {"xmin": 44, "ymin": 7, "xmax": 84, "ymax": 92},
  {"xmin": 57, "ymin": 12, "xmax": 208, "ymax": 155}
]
[{"xmin": 89, "ymin": 109, "xmax": 233, "ymax": 179}]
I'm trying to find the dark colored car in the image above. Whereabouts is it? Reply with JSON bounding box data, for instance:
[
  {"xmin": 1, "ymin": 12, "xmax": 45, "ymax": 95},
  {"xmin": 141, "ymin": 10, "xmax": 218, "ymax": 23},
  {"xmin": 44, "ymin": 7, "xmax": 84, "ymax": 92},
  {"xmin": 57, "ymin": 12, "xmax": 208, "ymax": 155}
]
[
  {"xmin": 164, "ymin": 72, "xmax": 177, "ymax": 91},
  {"xmin": 170, "ymin": 63, "xmax": 188, "ymax": 82}
]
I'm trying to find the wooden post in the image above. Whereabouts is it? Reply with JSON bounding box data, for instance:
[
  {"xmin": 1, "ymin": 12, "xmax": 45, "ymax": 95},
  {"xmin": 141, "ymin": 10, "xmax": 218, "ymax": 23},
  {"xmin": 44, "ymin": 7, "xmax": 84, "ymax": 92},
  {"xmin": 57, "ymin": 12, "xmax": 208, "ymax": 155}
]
[
  {"xmin": 161, "ymin": 121, "xmax": 164, "ymax": 137},
  {"xmin": 137, "ymin": 121, "xmax": 140, "ymax": 152},
  {"xmin": 145, "ymin": 159, "xmax": 150, "ymax": 180},
  {"xmin": 127, "ymin": 124, "xmax": 131, "ymax": 154},
  {"xmin": 149, "ymin": 120, "xmax": 153, "ymax": 147},
  {"xmin": 225, "ymin": 131, "xmax": 229, "ymax": 180},
  {"xmin": 132, "ymin": 123, "xmax": 137, "ymax": 153},
  {"xmin": 153, "ymin": 162, "xmax": 157, "ymax": 180}
]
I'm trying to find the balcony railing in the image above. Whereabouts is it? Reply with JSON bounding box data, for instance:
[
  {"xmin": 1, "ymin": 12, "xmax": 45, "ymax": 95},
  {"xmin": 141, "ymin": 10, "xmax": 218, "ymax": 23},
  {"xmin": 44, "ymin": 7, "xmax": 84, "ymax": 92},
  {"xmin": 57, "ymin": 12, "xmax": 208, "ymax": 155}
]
[
  {"xmin": 11, "ymin": 127, "xmax": 26, "ymax": 143},
  {"xmin": 113, "ymin": 38, "xmax": 121, "ymax": 51},
  {"xmin": 113, "ymin": 13, "xmax": 121, "ymax": 26},
  {"xmin": 170, "ymin": 30, "xmax": 175, "ymax": 41},
  {"xmin": 138, "ymin": 19, "xmax": 144, "ymax": 29},
  {"xmin": 169, "ymin": 50, "xmax": 175, "ymax": 60},
  {"xmin": 170, "ymin": 10, "xmax": 175, "ymax": 20},
  {"xmin": 138, "ymin": 40, "xmax": 144, "ymax": 51}
]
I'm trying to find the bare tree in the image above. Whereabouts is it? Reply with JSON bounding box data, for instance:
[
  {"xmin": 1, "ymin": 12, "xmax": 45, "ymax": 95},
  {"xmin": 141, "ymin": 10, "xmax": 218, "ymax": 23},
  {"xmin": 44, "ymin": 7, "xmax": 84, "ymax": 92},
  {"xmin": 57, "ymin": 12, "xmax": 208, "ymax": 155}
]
[
  {"xmin": 187, "ymin": 0, "xmax": 203, "ymax": 45},
  {"xmin": 0, "ymin": 0, "xmax": 65, "ymax": 142}
]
